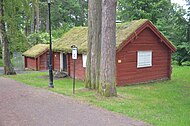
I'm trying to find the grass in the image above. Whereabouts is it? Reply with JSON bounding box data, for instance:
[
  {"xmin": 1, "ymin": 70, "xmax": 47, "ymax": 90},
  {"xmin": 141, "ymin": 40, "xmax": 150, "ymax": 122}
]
[
  {"xmin": 6, "ymin": 66, "xmax": 190, "ymax": 126},
  {"xmin": 0, "ymin": 59, "xmax": 3, "ymax": 66}
]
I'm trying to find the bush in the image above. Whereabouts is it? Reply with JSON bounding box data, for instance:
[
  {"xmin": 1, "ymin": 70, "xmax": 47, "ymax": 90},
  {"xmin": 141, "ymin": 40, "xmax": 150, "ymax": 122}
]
[
  {"xmin": 182, "ymin": 61, "xmax": 190, "ymax": 66},
  {"xmin": 27, "ymin": 25, "xmax": 71, "ymax": 46},
  {"xmin": 172, "ymin": 60, "xmax": 178, "ymax": 65}
]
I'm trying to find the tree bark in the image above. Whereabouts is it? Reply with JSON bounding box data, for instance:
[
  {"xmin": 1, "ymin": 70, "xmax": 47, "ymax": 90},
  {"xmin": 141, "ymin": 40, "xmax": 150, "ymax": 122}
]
[
  {"xmin": 31, "ymin": 1, "xmax": 35, "ymax": 33},
  {"xmin": 35, "ymin": 0, "xmax": 40, "ymax": 33},
  {"xmin": 79, "ymin": 0, "xmax": 85, "ymax": 26},
  {"xmin": 0, "ymin": 0, "xmax": 16, "ymax": 75},
  {"xmin": 0, "ymin": 21, "xmax": 3, "ymax": 61},
  {"xmin": 99, "ymin": 0, "xmax": 117, "ymax": 96},
  {"xmin": 85, "ymin": 0, "xmax": 102, "ymax": 89},
  {"xmin": 24, "ymin": 16, "xmax": 29, "ymax": 36},
  {"xmin": 85, "ymin": 0, "xmax": 92, "ymax": 88},
  {"xmin": 46, "ymin": 6, "xmax": 49, "ymax": 33},
  {"xmin": 91, "ymin": 0, "xmax": 102, "ymax": 89}
]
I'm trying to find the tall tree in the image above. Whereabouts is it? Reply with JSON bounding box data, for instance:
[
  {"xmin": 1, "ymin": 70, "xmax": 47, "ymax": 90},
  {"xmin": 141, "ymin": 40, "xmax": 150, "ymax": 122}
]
[
  {"xmin": 156, "ymin": 3, "xmax": 189, "ymax": 65},
  {"xmin": 117, "ymin": 0, "xmax": 172, "ymax": 23},
  {"xmin": 35, "ymin": 0, "xmax": 40, "ymax": 33},
  {"xmin": 0, "ymin": 0, "xmax": 16, "ymax": 75},
  {"xmin": 31, "ymin": 0, "xmax": 36, "ymax": 33},
  {"xmin": 85, "ymin": 0, "xmax": 102, "ymax": 89},
  {"xmin": 99, "ymin": 0, "xmax": 117, "ymax": 96},
  {"xmin": 85, "ymin": 0, "xmax": 92, "ymax": 88}
]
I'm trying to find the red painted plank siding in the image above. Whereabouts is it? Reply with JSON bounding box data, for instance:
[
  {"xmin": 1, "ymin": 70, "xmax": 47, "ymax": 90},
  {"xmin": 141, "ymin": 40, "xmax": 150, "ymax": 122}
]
[
  {"xmin": 24, "ymin": 50, "xmax": 49, "ymax": 71},
  {"xmin": 39, "ymin": 52, "xmax": 48, "ymax": 70},
  {"xmin": 25, "ymin": 57, "xmax": 37, "ymax": 70},
  {"xmin": 69, "ymin": 54, "xmax": 85, "ymax": 80},
  {"xmin": 53, "ymin": 52, "xmax": 60, "ymax": 71},
  {"xmin": 116, "ymin": 28, "xmax": 171, "ymax": 86}
]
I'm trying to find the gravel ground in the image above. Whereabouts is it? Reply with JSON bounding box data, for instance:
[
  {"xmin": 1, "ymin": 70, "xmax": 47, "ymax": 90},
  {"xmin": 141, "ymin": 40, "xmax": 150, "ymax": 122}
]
[{"xmin": 0, "ymin": 77, "xmax": 151, "ymax": 126}]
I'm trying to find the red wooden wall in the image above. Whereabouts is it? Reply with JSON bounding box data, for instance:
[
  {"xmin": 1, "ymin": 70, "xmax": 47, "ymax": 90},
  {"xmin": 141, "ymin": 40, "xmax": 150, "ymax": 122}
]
[
  {"xmin": 68, "ymin": 54, "xmax": 85, "ymax": 80},
  {"xmin": 39, "ymin": 52, "xmax": 48, "ymax": 70},
  {"xmin": 25, "ymin": 57, "xmax": 37, "ymax": 70},
  {"xmin": 116, "ymin": 27, "xmax": 171, "ymax": 86},
  {"xmin": 52, "ymin": 53, "xmax": 85, "ymax": 80},
  {"xmin": 53, "ymin": 52, "xmax": 60, "ymax": 71},
  {"xmin": 24, "ymin": 51, "xmax": 49, "ymax": 71}
]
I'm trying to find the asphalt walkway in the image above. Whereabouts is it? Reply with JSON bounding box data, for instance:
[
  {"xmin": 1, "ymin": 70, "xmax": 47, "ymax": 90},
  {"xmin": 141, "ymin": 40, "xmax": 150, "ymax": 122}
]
[{"xmin": 0, "ymin": 77, "xmax": 151, "ymax": 126}]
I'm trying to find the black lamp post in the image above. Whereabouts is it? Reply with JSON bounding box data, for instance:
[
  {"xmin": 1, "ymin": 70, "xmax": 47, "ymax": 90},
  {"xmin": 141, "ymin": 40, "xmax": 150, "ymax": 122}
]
[{"xmin": 48, "ymin": 0, "xmax": 54, "ymax": 88}]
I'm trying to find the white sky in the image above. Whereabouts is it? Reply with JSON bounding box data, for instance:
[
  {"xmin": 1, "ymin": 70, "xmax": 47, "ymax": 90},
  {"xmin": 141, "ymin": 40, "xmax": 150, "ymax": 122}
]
[{"xmin": 171, "ymin": 0, "xmax": 188, "ymax": 10}]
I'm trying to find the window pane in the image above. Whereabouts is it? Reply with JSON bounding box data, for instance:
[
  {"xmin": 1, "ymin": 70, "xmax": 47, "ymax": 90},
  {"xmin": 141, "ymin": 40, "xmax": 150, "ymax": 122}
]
[{"xmin": 137, "ymin": 51, "xmax": 152, "ymax": 68}]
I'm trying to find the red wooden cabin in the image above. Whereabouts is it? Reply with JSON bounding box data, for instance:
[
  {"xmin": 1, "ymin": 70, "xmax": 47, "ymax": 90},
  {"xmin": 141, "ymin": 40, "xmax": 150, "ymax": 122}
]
[
  {"xmin": 27, "ymin": 19, "xmax": 176, "ymax": 86},
  {"xmin": 115, "ymin": 20, "xmax": 176, "ymax": 86},
  {"xmin": 23, "ymin": 44, "xmax": 49, "ymax": 71}
]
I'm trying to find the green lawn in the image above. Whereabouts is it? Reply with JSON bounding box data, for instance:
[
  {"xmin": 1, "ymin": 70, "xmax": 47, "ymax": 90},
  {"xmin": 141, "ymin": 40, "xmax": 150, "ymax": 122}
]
[
  {"xmin": 6, "ymin": 66, "xmax": 190, "ymax": 126},
  {"xmin": 0, "ymin": 59, "xmax": 3, "ymax": 66}
]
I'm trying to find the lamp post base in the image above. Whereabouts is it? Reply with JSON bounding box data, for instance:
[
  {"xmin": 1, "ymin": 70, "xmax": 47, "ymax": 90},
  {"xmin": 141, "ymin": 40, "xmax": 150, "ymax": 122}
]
[{"xmin": 49, "ymin": 83, "xmax": 54, "ymax": 88}]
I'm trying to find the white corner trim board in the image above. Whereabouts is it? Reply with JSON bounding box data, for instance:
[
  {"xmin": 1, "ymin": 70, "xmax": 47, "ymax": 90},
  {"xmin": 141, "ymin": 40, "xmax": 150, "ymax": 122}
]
[
  {"xmin": 82, "ymin": 54, "xmax": 87, "ymax": 68},
  {"xmin": 60, "ymin": 52, "xmax": 63, "ymax": 71},
  {"xmin": 137, "ymin": 51, "xmax": 152, "ymax": 68}
]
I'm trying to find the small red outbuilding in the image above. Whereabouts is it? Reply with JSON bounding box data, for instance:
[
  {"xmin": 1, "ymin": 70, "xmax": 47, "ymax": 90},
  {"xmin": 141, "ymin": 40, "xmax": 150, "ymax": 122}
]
[
  {"xmin": 53, "ymin": 19, "xmax": 176, "ymax": 86},
  {"xmin": 23, "ymin": 44, "xmax": 49, "ymax": 71}
]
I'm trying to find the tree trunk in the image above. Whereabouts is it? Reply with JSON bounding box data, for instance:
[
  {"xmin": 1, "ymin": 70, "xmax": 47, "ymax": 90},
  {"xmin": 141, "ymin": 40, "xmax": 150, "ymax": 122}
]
[
  {"xmin": 24, "ymin": 17, "xmax": 28, "ymax": 36},
  {"xmin": 187, "ymin": 18, "xmax": 190, "ymax": 42},
  {"xmin": 0, "ymin": 21, "xmax": 3, "ymax": 61},
  {"xmin": 31, "ymin": 1, "xmax": 35, "ymax": 33},
  {"xmin": 91, "ymin": 0, "xmax": 102, "ymax": 89},
  {"xmin": 85, "ymin": 0, "xmax": 92, "ymax": 88},
  {"xmin": 85, "ymin": 0, "xmax": 102, "ymax": 89},
  {"xmin": 46, "ymin": 6, "xmax": 49, "ymax": 33},
  {"xmin": 99, "ymin": 0, "xmax": 117, "ymax": 96},
  {"xmin": 79, "ymin": 0, "xmax": 85, "ymax": 26},
  {"xmin": 35, "ymin": 0, "xmax": 40, "ymax": 33},
  {"xmin": 0, "ymin": 0, "xmax": 16, "ymax": 75}
]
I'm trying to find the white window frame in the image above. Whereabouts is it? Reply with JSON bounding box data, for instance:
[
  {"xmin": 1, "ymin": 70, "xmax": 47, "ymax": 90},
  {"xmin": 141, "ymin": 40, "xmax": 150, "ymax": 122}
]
[
  {"xmin": 82, "ymin": 54, "xmax": 87, "ymax": 68},
  {"xmin": 60, "ymin": 52, "xmax": 63, "ymax": 71},
  {"xmin": 137, "ymin": 51, "xmax": 152, "ymax": 68}
]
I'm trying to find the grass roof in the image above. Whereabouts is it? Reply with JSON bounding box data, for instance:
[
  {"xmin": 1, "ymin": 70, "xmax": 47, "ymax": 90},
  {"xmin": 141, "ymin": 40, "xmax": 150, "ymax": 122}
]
[
  {"xmin": 53, "ymin": 19, "xmax": 148, "ymax": 54},
  {"xmin": 23, "ymin": 44, "xmax": 49, "ymax": 58}
]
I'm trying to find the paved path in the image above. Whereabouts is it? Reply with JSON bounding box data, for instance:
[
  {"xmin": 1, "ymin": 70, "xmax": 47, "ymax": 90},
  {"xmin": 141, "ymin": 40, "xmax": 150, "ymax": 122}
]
[{"xmin": 0, "ymin": 77, "xmax": 151, "ymax": 126}]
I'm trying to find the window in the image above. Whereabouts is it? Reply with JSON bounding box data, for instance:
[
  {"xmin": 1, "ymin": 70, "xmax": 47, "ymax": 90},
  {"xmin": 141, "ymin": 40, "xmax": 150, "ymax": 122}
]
[
  {"xmin": 137, "ymin": 51, "xmax": 152, "ymax": 68},
  {"xmin": 82, "ymin": 54, "xmax": 87, "ymax": 68}
]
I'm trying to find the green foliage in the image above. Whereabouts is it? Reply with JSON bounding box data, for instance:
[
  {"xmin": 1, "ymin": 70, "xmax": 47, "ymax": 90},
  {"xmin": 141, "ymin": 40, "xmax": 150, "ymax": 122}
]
[
  {"xmin": 52, "ymin": 23, "xmax": 71, "ymax": 39},
  {"xmin": 182, "ymin": 61, "xmax": 190, "ymax": 66},
  {"xmin": 174, "ymin": 43, "xmax": 190, "ymax": 65},
  {"xmin": 1, "ymin": 0, "xmax": 87, "ymax": 56},
  {"xmin": 50, "ymin": 0, "xmax": 87, "ymax": 28},
  {"xmin": 117, "ymin": 0, "xmax": 172, "ymax": 23},
  {"xmin": 27, "ymin": 24, "xmax": 71, "ymax": 46},
  {"xmin": 8, "ymin": 31, "xmax": 29, "ymax": 53},
  {"xmin": 27, "ymin": 32, "xmax": 50, "ymax": 46},
  {"xmin": 7, "ymin": 66, "xmax": 190, "ymax": 126},
  {"xmin": 2, "ymin": 0, "xmax": 31, "ymax": 53}
]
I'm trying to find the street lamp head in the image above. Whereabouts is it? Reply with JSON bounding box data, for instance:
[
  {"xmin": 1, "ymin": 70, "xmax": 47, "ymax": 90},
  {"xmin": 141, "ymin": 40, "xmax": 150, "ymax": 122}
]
[
  {"xmin": 48, "ymin": 0, "xmax": 51, "ymax": 3},
  {"xmin": 71, "ymin": 45, "xmax": 77, "ymax": 49}
]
